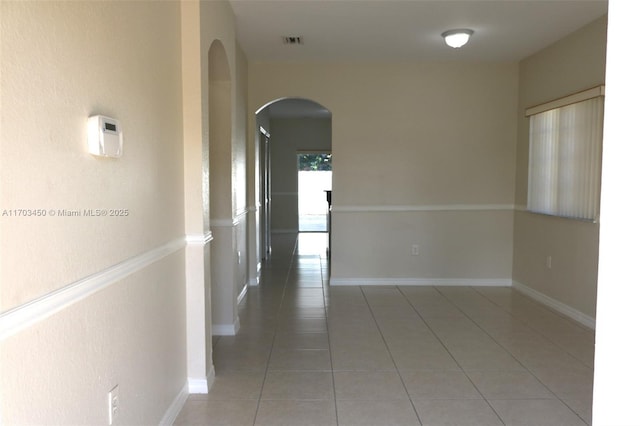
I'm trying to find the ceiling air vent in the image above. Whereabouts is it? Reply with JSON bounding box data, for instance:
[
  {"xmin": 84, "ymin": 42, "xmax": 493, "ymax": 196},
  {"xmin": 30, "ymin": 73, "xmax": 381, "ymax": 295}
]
[{"xmin": 282, "ymin": 36, "xmax": 304, "ymax": 45}]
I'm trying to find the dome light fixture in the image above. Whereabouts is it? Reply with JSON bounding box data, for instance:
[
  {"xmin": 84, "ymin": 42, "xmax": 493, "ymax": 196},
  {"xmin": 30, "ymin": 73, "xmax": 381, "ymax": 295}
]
[{"xmin": 442, "ymin": 29, "xmax": 474, "ymax": 49}]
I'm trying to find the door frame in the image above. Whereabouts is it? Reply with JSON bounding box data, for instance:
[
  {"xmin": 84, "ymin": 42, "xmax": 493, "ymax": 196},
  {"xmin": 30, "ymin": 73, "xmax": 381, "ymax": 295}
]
[{"xmin": 259, "ymin": 127, "xmax": 271, "ymax": 260}]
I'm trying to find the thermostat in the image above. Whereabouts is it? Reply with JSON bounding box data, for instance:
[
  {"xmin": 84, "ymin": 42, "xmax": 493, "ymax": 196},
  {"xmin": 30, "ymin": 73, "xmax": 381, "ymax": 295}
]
[{"xmin": 87, "ymin": 115, "xmax": 123, "ymax": 158}]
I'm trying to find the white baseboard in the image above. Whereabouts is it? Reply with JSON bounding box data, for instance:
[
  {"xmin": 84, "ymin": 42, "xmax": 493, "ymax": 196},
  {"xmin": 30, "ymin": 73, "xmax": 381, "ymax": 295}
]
[
  {"xmin": 250, "ymin": 263, "xmax": 261, "ymax": 286},
  {"xmin": 159, "ymin": 382, "xmax": 189, "ymax": 425},
  {"xmin": 237, "ymin": 284, "xmax": 248, "ymax": 304},
  {"xmin": 188, "ymin": 368, "xmax": 215, "ymax": 394},
  {"xmin": 212, "ymin": 318, "xmax": 240, "ymax": 336},
  {"xmin": 512, "ymin": 280, "xmax": 596, "ymax": 329},
  {"xmin": 329, "ymin": 277, "xmax": 513, "ymax": 287}
]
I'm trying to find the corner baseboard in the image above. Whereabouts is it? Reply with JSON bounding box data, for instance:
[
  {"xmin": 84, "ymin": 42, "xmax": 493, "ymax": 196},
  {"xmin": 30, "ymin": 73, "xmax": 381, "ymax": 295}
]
[
  {"xmin": 212, "ymin": 318, "xmax": 240, "ymax": 336},
  {"xmin": 512, "ymin": 280, "xmax": 596, "ymax": 329},
  {"xmin": 188, "ymin": 368, "xmax": 215, "ymax": 394},
  {"xmin": 329, "ymin": 277, "xmax": 513, "ymax": 287},
  {"xmin": 159, "ymin": 382, "xmax": 189, "ymax": 425}
]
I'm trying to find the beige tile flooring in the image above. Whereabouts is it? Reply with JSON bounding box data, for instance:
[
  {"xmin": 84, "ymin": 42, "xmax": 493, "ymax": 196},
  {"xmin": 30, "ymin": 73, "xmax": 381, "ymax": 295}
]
[{"xmin": 174, "ymin": 233, "xmax": 594, "ymax": 425}]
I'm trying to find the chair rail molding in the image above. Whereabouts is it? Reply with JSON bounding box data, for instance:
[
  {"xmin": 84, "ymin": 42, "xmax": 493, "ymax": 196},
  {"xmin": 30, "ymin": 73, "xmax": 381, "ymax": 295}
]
[{"xmin": 1, "ymin": 237, "xmax": 187, "ymax": 341}]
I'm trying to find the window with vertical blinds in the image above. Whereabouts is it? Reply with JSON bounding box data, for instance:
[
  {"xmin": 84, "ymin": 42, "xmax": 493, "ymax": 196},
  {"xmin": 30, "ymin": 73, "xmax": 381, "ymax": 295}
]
[{"xmin": 526, "ymin": 88, "xmax": 604, "ymax": 221}]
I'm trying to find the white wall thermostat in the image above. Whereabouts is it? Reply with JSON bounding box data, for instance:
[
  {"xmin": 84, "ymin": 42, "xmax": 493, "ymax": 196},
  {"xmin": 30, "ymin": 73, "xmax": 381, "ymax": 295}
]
[{"xmin": 87, "ymin": 115, "xmax": 123, "ymax": 158}]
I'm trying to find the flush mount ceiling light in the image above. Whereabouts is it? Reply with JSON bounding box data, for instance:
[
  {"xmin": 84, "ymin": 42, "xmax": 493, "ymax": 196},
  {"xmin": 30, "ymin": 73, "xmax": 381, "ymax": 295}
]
[{"xmin": 442, "ymin": 29, "xmax": 474, "ymax": 49}]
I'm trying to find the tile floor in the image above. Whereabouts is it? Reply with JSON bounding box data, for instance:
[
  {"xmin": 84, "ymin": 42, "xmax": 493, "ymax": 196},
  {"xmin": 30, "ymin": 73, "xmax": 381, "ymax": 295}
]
[{"xmin": 174, "ymin": 233, "xmax": 594, "ymax": 425}]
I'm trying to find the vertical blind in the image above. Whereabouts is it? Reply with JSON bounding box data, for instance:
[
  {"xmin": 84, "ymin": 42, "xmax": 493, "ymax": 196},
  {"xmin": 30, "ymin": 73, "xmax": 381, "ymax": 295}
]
[{"xmin": 527, "ymin": 95, "xmax": 604, "ymax": 220}]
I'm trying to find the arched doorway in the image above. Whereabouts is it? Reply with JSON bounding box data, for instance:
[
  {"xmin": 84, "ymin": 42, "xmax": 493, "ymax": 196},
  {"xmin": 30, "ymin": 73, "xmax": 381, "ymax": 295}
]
[
  {"xmin": 254, "ymin": 98, "xmax": 332, "ymax": 268},
  {"xmin": 208, "ymin": 40, "xmax": 238, "ymax": 336}
]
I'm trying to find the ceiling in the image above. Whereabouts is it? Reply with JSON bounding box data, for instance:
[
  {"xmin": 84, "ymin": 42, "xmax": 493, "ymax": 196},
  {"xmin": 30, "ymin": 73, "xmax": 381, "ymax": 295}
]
[
  {"xmin": 229, "ymin": 0, "xmax": 607, "ymax": 63},
  {"xmin": 231, "ymin": 0, "xmax": 607, "ymax": 118},
  {"xmin": 267, "ymin": 98, "xmax": 332, "ymax": 119}
]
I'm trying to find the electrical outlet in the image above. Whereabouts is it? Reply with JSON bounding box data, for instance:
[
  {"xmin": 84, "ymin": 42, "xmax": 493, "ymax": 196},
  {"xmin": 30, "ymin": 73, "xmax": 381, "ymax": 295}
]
[
  {"xmin": 411, "ymin": 244, "xmax": 419, "ymax": 256},
  {"xmin": 237, "ymin": 251, "xmax": 241, "ymax": 265},
  {"xmin": 108, "ymin": 385, "xmax": 119, "ymax": 425},
  {"xmin": 546, "ymin": 256, "xmax": 552, "ymax": 269}
]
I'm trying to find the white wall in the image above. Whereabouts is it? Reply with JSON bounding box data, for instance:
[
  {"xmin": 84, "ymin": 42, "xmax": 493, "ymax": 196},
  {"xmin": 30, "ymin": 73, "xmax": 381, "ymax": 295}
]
[
  {"xmin": 593, "ymin": 1, "xmax": 640, "ymax": 422},
  {"xmin": 249, "ymin": 62, "xmax": 518, "ymax": 284},
  {"xmin": 1, "ymin": 1, "xmax": 186, "ymax": 423},
  {"xmin": 513, "ymin": 15, "xmax": 607, "ymax": 320}
]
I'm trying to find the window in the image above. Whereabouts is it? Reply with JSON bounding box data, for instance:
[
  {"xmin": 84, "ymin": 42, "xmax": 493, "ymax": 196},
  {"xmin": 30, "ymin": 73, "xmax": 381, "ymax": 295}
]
[
  {"xmin": 526, "ymin": 87, "xmax": 605, "ymax": 221},
  {"xmin": 297, "ymin": 152, "xmax": 332, "ymax": 232}
]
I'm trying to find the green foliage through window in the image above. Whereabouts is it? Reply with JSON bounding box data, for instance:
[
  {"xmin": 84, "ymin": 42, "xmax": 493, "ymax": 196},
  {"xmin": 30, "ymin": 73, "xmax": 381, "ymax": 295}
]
[{"xmin": 298, "ymin": 153, "xmax": 332, "ymax": 171}]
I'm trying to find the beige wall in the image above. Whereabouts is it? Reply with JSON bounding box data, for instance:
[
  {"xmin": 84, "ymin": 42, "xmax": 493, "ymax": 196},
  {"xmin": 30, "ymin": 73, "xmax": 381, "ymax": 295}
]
[
  {"xmin": 513, "ymin": 16, "xmax": 607, "ymax": 319},
  {"xmin": 1, "ymin": 1, "xmax": 186, "ymax": 423},
  {"xmin": 184, "ymin": 0, "xmax": 249, "ymax": 342},
  {"xmin": 1, "ymin": 0, "xmax": 184, "ymax": 308},
  {"xmin": 270, "ymin": 117, "xmax": 332, "ymax": 232},
  {"xmin": 249, "ymin": 62, "xmax": 519, "ymax": 283},
  {"xmin": 235, "ymin": 46, "xmax": 249, "ymax": 297},
  {"xmin": 0, "ymin": 0, "xmax": 609, "ymax": 421}
]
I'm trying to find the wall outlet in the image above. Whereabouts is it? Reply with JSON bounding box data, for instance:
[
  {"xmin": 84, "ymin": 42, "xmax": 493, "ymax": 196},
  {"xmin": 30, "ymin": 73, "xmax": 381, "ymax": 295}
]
[
  {"xmin": 237, "ymin": 251, "xmax": 242, "ymax": 265},
  {"xmin": 108, "ymin": 385, "xmax": 119, "ymax": 425},
  {"xmin": 411, "ymin": 244, "xmax": 420, "ymax": 256},
  {"xmin": 546, "ymin": 256, "xmax": 552, "ymax": 269}
]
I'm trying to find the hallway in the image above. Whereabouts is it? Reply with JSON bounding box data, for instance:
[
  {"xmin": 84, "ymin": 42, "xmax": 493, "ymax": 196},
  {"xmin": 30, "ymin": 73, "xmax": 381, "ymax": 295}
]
[{"xmin": 174, "ymin": 233, "xmax": 593, "ymax": 425}]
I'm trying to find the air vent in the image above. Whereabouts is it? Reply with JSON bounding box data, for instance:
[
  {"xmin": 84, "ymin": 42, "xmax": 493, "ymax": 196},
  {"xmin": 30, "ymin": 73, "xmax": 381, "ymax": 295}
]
[{"xmin": 282, "ymin": 36, "xmax": 304, "ymax": 45}]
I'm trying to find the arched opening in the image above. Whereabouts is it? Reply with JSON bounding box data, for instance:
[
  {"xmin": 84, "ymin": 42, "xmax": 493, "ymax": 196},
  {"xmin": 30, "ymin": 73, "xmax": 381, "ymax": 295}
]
[
  {"xmin": 254, "ymin": 98, "xmax": 332, "ymax": 265},
  {"xmin": 208, "ymin": 40, "xmax": 237, "ymax": 335}
]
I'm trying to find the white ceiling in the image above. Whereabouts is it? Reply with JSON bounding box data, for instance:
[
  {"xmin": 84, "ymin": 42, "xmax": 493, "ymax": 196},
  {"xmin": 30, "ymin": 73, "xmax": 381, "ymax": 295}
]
[
  {"xmin": 229, "ymin": 0, "xmax": 608, "ymax": 63},
  {"xmin": 232, "ymin": 0, "xmax": 607, "ymax": 118}
]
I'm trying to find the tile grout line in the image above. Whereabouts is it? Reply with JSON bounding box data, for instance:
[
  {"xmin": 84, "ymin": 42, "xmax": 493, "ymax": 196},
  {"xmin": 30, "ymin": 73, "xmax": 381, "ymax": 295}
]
[
  {"xmin": 471, "ymin": 286, "xmax": 594, "ymax": 368},
  {"xmin": 433, "ymin": 286, "xmax": 587, "ymax": 425},
  {"xmin": 358, "ymin": 286, "xmax": 424, "ymax": 426},
  {"xmin": 318, "ymin": 250, "xmax": 340, "ymax": 426},
  {"xmin": 251, "ymin": 235, "xmax": 300, "ymax": 426},
  {"xmin": 395, "ymin": 286, "xmax": 507, "ymax": 426},
  {"xmin": 466, "ymin": 286, "xmax": 592, "ymax": 425},
  {"xmin": 183, "ymin": 238, "xmax": 589, "ymax": 426}
]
